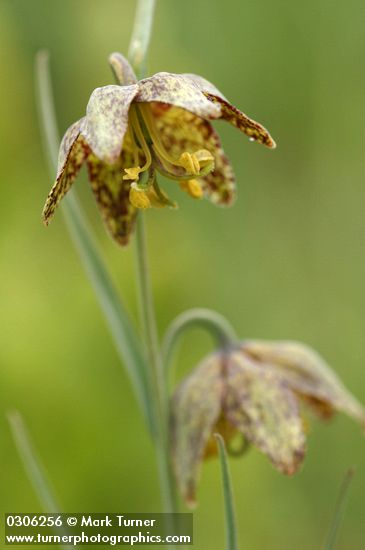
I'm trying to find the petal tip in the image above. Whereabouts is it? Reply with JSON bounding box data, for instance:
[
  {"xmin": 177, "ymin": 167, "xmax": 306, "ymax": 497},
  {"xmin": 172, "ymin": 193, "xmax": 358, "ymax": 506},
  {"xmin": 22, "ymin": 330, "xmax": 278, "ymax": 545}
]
[
  {"xmin": 184, "ymin": 492, "xmax": 197, "ymax": 509},
  {"xmin": 268, "ymin": 137, "xmax": 277, "ymax": 149}
]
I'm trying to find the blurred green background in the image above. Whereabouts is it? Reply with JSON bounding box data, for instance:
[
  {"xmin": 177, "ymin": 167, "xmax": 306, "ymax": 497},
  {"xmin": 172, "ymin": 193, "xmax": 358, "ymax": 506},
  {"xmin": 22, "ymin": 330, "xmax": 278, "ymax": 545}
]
[{"xmin": 1, "ymin": 0, "xmax": 365, "ymax": 548}]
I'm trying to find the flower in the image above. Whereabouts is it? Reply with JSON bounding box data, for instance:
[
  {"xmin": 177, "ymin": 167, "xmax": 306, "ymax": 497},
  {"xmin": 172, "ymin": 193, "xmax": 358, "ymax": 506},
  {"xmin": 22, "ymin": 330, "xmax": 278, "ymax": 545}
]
[
  {"xmin": 171, "ymin": 340, "xmax": 365, "ymax": 506},
  {"xmin": 42, "ymin": 53, "xmax": 276, "ymax": 246}
]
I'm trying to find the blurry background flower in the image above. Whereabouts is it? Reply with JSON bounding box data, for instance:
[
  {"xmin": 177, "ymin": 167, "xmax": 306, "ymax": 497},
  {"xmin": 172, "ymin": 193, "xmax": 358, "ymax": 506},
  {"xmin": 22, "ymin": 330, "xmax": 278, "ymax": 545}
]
[{"xmin": 171, "ymin": 341, "xmax": 365, "ymax": 505}]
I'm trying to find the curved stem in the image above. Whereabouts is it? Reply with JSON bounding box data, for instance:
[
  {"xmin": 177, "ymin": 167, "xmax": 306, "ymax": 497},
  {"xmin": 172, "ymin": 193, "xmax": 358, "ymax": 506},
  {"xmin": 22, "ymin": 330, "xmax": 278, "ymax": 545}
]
[{"xmin": 162, "ymin": 308, "xmax": 236, "ymax": 380}]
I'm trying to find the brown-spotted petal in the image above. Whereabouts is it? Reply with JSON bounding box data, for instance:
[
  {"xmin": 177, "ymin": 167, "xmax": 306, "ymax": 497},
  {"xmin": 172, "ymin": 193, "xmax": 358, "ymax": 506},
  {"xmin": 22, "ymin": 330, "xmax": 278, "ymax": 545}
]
[
  {"xmin": 85, "ymin": 132, "xmax": 138, "ymax": 246},
  {"xmin": 82, "ymin": 84, "xmax": 138, "ymax": 163},
  {"xmin": 225, "ymin": 351, "xmax": 306, "ymax": 475},
  {"xmin": 149, "ymin": 103, "xmax": 235, "ymax": 205},
  {"xmin": 108, "ymin": 52, "xmax": 138, "ymax": 86},
  {"xmin": 171, "ymin": 355, "xmax": 224, "ymax": 506},
  {"xmin": 135, "ymin": 73, "xmax": 221, "ymax": 119},
  {"xmin": 182, "ymin": 74, "xmax": 276, "ymax": 148},
  {"xmin": 242, "ymin": 341, "xmax": 365, "ymax": 426},
  {"xmin": 205, "ymin": 93, "xmax": 276, "ymax": 148},
  {"xmin": 200, "ymin": 127, "xmax": 236, "ymax": 206},
  {"xmin": 42, "ymin": 118, "xmax": 89, "ymax": 224}
]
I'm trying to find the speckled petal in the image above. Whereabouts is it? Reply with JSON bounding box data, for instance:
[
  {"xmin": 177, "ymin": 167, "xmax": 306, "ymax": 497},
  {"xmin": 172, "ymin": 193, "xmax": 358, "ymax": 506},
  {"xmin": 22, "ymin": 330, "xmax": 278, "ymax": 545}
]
[
  {"xmin": 135, "ymin": 73, "xmax": 221, "ymax": 119},
  {"xmin": 85, "ymin": 132, "xmax": 138, "ymax": 246},
  {"xmin": 108, "ymin": 52, "xmax": 137, "ymax": 85},
  {"xmin": 82, "ymin": 84, "xmax": 138, "ymax": 163},
  {"xmin": 182, "ymin": 74, "xmax": 276, "ymax": 148},
  {"xmin": 42, "ymin": 118, "xmax": 89, "ymax": 224},
  {"xmin": 242, "ymin": 341, "xmax": 365, "ymax": 426},
  {"xmin": 200, "ymin": 128, "xmax": 236, "ymax": 206},
  {"xmin": 225, "ymin": 351, "xmax": 306, "ymax": 475},
  {"xmin": 171, "ymin": 355, "xmax": 223, "ymax": 506},
  {"xmin": 204, "ymin": 93, "xmax": 276, "ymax": 148},
  {"xmin": 149, "ymin": 103, "xmax": 235, "ymax": 205}
]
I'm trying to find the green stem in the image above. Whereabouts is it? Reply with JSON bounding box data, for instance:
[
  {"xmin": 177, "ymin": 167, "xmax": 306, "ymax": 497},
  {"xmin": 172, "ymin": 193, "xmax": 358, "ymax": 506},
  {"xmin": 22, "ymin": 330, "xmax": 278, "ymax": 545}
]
[
  {"xmin": 135, "ymin": 214, "xmax": 164, "ymax": 406},
  {"xmin": 128, "ymin": 0, "xmax": 156, "ymax": 74},
  {"xmin": 135, "ymin": 214, "xmax": 176, "ymax": 513},
  {"xmin": 215, "ymin": 434, "xmax": 239, "ymax": 550},
  {"xmin": 128, "ymin": 0, "xmax": 177, "ymax": 516}
]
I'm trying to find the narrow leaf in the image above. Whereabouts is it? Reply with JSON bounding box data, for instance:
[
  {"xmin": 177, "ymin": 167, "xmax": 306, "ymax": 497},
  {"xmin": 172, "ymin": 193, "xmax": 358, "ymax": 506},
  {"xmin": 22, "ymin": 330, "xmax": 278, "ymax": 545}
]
[
  {"xmin": 7, "ymin": 410, "xmax": 74, "ymax": 550},
  {"xmin": 215, "ymin": 434, "xmax": 239, "ymax": 550},
  {"xmin": 323, "ymin": 468, "xmax": 355, "ymax": 550}
]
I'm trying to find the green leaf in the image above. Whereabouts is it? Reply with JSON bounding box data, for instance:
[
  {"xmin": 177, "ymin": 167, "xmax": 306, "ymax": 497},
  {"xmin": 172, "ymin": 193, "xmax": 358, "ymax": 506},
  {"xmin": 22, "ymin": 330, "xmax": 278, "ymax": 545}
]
[
  {"xmin": 7, "ymin": 410, "xmax": 74, "ymax": 550},
  {"xmin": 323, "ymin": 468, "xmax": 355, "ymax": 550},
  {"xmin": 215, "ymin": 434, "xmax": 239, "ymax": 550}
]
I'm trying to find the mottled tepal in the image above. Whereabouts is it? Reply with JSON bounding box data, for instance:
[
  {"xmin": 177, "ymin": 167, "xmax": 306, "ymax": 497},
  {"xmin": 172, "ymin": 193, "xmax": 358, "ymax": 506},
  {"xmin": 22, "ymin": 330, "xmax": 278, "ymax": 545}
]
[
  {"xmin": 42, "ymin": 53, "xmax": 276, "ymax": 245},
  {"xmin": 171, "ymin": 340, "xmax": 365, "ymax": 506}
]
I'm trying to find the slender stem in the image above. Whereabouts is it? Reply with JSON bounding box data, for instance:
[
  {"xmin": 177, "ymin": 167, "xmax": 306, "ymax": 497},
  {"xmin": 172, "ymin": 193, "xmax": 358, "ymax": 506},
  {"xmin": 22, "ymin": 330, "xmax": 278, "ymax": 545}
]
[
  {"xmin": 128, "ymin": 0, "xmax": 156, "ymax": 74},
  {"xmin": 129, "ymin": 0, "xmax": 177, "ymax": 516},
  {"xmin": 215, "ymin": 434, "xmax": 239, "ymax": 550},
  {"xmin": 135, "ymin": 214, "xmax": 164, "ymax": 406},
  {"xmin": 135, "ymin": 213, "xmax": 176, "ymax": 513},
  {"xmin": 323, "ymin": 468, "xmax": 355, "ymax": 550}
]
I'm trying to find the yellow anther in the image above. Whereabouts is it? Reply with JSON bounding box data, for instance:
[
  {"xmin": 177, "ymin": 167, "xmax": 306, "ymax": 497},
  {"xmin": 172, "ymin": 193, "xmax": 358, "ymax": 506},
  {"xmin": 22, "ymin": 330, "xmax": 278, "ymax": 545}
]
[
  {"xmin": 180, "ymin": 179, "xmax": 204, "ymax": 199},
  {"xmin": 129, "ymin": 185, "xmax": 151, "ymax": 209},
  {"xmin": 179, "ymin": 150, "xmax": 214, "ymax": 176},
  {"xmin": 194, "ymin": 149, "xmax": 214, "ymax": 167},
  {"xmin": 192, "ymin": 154, "xmax": 200, "ymax": 173},
  {"xmin": 179, "ymin": 152, "xmax": 199, "ymax": 175},
  {"xmin": 123, "ymin": 166, "xmax": 142, "ymax": 181}
]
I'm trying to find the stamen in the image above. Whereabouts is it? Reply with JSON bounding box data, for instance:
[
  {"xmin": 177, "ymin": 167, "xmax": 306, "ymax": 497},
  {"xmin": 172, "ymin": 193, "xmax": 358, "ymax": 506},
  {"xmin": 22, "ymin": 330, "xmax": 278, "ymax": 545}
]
[
  {"xmin": 129, "ymin": 183, "xmax": 151, "ymax": 209},
  {"xmin": 123, "ymin": 167, "xmax": 142, "ymax": 181},
  {"xmin": 179, "ymin": 179, "xmax": 203, "ymax": 199},
  {"xmin": 124, "ymin": 106, "xmax": 153, "ymax": 182},
  {"xmin": 179, "ymin": 152, "xmax": 199, "ymax": 175},
  {"xmin": 137, "ymin": 104, "xmax": 215, "ymax": 179},
  {"xmin": 194, "ymin": 149, "xmax": 214, "ymax": 167},
  {"xmin": 138, "ymin": 104, "xmax": 181, "ymax": 167}
]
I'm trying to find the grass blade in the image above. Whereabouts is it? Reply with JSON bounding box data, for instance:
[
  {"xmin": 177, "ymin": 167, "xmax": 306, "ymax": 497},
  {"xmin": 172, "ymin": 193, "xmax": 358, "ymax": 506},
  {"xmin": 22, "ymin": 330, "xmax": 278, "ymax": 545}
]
[
  {"xmin": 7, "ymin": 410, "xmax": 74, "ymax": 550},
  {"xmin": 35, "ymin": 50, "xmax": 155, "ymax": 436},
  {"xmin": 323, "ymin": 467, "xmax": 355, "ymax": 550},
  {"xmin": 215, "ymin": 433, "xmax": 239, "ymax": 550}
]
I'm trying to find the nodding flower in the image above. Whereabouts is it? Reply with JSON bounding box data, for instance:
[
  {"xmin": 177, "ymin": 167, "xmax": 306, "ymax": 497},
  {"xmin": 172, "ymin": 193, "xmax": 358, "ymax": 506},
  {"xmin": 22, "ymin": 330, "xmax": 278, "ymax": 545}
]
[
  {"xmin": 171, "ymin": 340, "xmax": 365, "ymax": 506},
  {"xmin": 42, "ymin": 52, "xmax": 275, "ymax": 246}
]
